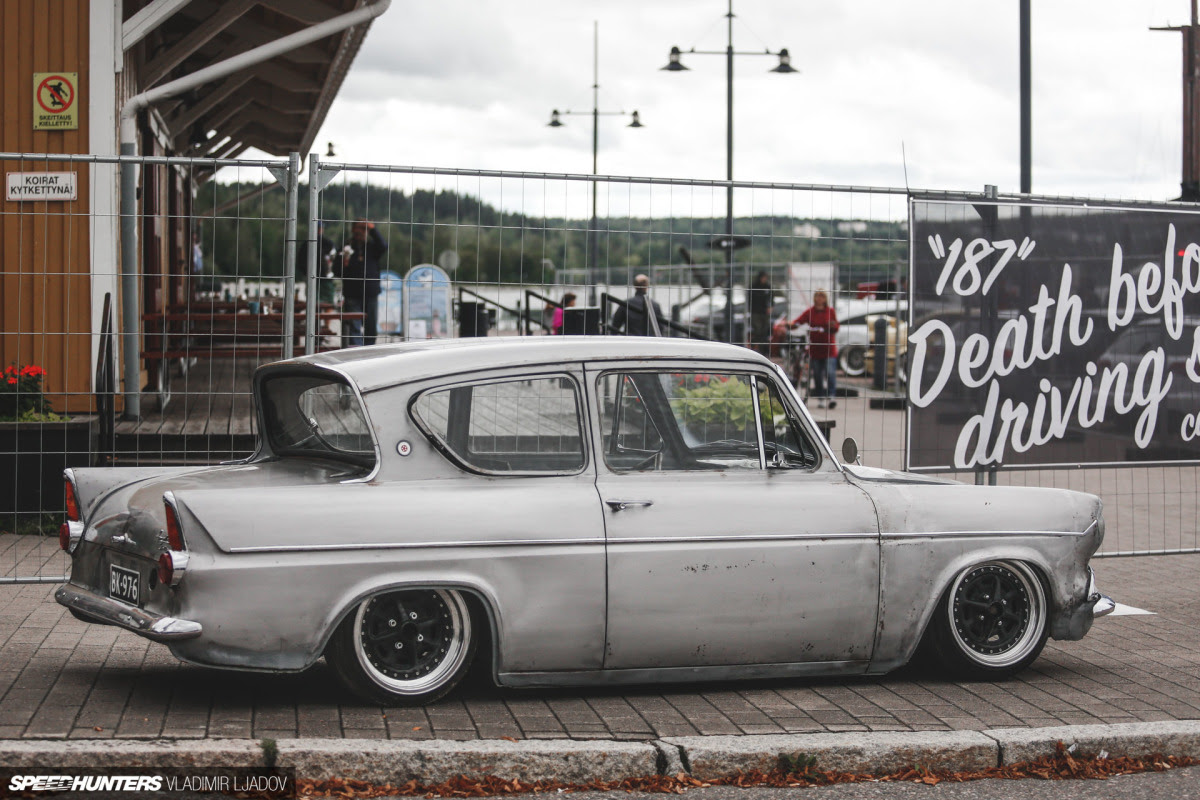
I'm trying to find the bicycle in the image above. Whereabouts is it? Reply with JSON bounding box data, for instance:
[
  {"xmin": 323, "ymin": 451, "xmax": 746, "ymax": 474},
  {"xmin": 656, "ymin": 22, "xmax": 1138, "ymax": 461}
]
[{"xmin": 774, "ymin": 322, "xmax": 810, "ymax": 400}]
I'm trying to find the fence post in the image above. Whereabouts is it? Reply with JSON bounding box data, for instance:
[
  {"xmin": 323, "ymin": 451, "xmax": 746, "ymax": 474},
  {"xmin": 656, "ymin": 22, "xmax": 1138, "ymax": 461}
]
[
  {"xmin": 282, "ymin": 152, "xmax": 300, "ymax": 360},
  {"xmin": 305, "ymin": 155, "xmax": 321, "ymax": 355},
  {"xmin": 119, "ymin": 150, "xmax": 141, "ymax": 419}
]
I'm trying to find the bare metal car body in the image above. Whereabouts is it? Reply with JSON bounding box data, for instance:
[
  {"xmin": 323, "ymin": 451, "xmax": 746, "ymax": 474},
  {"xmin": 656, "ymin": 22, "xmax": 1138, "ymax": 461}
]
[{"xmin": 57, "ymin": 338, "xmax": 1112, "ymax": 701}]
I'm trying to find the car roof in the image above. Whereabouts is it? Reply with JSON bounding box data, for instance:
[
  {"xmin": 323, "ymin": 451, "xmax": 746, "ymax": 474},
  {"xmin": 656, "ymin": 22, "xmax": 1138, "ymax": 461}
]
[{"xmin": 273, "ymin": 336, "xmax": 773, "ymax": 392}]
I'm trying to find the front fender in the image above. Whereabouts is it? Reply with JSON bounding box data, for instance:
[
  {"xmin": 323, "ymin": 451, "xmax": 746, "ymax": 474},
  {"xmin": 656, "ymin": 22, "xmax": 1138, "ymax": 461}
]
[{"xmin": 859, "ymin": 482, "xmax": 1104, "ymax": 674}]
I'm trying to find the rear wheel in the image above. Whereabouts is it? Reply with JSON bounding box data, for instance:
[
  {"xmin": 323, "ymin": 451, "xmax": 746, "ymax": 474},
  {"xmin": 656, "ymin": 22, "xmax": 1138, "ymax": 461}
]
[
  {"xmin": 327, "ymin": 588, "xmax": 475, "ymax": 705},
  {"xmin": 928, "ymin": 560, "xmax": 1048, "ymax": 679}
]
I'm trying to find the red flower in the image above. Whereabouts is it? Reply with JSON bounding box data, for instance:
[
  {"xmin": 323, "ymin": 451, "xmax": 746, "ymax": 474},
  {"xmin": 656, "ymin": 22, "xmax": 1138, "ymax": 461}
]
[{"xmin": 6, "ymin": 377, "xmax": 15, "ymax": 385}]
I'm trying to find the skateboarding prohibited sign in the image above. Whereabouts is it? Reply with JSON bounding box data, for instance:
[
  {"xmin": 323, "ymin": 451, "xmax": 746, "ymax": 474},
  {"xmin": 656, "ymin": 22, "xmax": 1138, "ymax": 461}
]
[{"xmin": 33, "ymin": 73, "xmax": 78, "ymax": 130}]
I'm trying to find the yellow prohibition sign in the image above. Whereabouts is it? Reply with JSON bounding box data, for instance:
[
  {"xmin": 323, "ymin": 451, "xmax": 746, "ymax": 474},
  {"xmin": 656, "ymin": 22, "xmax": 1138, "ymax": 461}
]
[{"xmin": 33, "ymin": 72, "xmax": 78, "ymax": 130}]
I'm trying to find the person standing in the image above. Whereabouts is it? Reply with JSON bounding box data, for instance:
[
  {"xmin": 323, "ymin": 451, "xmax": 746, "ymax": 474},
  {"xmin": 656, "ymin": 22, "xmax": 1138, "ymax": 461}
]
[
  {"xmin": 748, "ymin": 271, "xmax": 773, "ymax": 355},
  {"xmin": 791, "ymin": 290, "xmax": 839, "ymax": 408},
  {"xmin": 611, "ymin": 274, "xmax": 666, "ymax": 336},
  {"xmin": 551, "ymin": 292, "xmax": 577, "ymax": 334},
  {"xmin": 337, "ymin": 219, "xmax": 387, "ymax": 346}
]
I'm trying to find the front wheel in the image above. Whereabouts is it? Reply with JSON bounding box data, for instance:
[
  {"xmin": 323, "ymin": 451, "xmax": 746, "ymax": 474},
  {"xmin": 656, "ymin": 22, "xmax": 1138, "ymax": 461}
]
[
  {"xmin": 927, "ymin": 560, "xmax": 1048, "ymax": 679},
  {"xmin": 839, "ymin": 346, "xmax": 866, "ymax": 377},
  {"xmin": 327, "ymin": 588, "xmax": 476, "ymax": 705}
]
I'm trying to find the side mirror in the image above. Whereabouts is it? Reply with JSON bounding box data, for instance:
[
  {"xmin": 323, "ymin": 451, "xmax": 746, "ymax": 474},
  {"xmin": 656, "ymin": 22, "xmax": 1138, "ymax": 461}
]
[{"xmin": 841, "ymin": 437, "xmax": 860, "ymax": 465}]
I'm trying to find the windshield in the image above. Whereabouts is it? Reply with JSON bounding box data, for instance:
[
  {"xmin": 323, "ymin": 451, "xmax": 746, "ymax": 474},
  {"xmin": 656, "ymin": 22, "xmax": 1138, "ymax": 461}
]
[{"xmin": 261, "ymin": 373, "xmax": 376, "ymax": 468}]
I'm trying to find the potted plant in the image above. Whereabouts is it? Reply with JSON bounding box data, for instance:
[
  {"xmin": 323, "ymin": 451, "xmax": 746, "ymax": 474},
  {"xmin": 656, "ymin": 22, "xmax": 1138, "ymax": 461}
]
[{"xmin": 0, "ymin": 364, "xmax": 96, "ymax": 533}]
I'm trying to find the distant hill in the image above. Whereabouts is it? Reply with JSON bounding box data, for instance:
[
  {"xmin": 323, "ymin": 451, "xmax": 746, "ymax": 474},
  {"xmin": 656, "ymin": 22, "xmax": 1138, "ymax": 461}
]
[{"xmin": 194, "ymin": 180, "xmax": 907, "ymax": 289}]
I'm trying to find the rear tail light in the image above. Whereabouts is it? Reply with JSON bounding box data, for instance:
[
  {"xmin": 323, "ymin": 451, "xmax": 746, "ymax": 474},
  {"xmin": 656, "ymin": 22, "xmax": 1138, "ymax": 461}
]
[
  {"xmin": 64, "ymin": 472, "xmax": 80, "ymax": 521},
  {"xmin": 157, "ymin": 553, "xmax": 173, "ymax": 586},
  {"xmin": 157, "ymin": 551, "xmax": 189, "ymax": 588},
  {"xmin": 163, "ymin": 493, "xmax": 185, "ymax": 551},
  {"xmin": 59, "ymin": 522, "xmax": 71, "ymax": 551},
  {"xmin": 160, "ymin": 493, "xmax": 189, "ymax": 588}
]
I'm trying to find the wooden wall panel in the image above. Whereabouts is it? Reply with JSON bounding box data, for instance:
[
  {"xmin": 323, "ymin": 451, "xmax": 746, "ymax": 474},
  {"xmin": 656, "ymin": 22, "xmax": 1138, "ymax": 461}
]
[{"xmin": 0, "ymin": 0, "xmax": 93, "ymax": 415}]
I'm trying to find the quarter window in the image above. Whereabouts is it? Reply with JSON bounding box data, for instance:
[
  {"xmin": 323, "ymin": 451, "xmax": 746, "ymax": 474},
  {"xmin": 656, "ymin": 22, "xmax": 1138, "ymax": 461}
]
[{"xmin": 412, "ymin": 375, "xmax": 585, "ymax": 474}]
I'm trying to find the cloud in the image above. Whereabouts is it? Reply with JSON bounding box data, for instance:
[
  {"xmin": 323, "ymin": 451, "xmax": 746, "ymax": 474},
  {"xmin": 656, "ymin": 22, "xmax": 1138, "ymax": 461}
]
[{"xmin": 300, "ymin": 0, "xmax": 1190, "ymax": 205}]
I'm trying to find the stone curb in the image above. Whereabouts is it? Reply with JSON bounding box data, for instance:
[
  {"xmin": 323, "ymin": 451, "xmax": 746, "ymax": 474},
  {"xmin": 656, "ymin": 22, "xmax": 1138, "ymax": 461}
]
[
  {"xmin": 662, "ymin": 731, "xmax": 998, "ymax": 779},
  {"xmin": 1, "ymin": 722, "xmax": 1198, "ymax": 784},
  {"xmin": 0, "ymin": 739, "xmax": 262, "ymax": 769},
  {"xmin": 985, "ymin": 721, "xmax": 1200, "ymax": 765},
  {"xmin": 274, "ymin": 738, "xmax": 658, "ymax": 783}
]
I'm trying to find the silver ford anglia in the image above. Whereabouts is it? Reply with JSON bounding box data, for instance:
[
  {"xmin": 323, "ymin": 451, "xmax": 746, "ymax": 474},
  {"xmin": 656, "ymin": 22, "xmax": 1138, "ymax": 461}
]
[{"xmin": 57, "ymin": 338, "xmax": 1114, "ymax": 704}]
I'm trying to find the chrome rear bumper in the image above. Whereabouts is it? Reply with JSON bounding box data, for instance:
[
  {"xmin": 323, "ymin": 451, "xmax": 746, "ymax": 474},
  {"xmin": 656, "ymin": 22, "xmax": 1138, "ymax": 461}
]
[
  {"xmin": 1087, "ymin": 568, "xmax": 1116, "ymax": 618},
  {"xmin": 55, "ymin": 584, "xmax": 202, "ymax": 641}
]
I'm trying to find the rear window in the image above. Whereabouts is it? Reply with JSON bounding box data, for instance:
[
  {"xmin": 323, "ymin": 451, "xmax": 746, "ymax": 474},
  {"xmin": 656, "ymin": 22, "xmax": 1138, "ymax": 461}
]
[
  {"xmin": 411, "ymin": 375, "xmax": 585, "ymax": 474},
  {"xmin": 260, "ymin": 373, "xmax": 375, "ymax": 468}
]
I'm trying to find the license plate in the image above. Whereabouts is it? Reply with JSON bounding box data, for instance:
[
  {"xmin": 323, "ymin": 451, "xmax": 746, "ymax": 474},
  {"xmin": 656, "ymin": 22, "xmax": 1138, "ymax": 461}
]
[{"xmin": 108, "ymin": 564, "xmax": 141, "ymax": 606}]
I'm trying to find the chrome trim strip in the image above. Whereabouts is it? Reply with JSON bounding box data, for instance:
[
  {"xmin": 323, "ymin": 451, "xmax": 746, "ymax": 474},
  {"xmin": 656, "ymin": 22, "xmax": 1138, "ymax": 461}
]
[
  {"xmin": 227, "ymin": 520, "xmax": 1097, "ymax": 553},
  {"xmin": 228, "ymin": 538, "xmax": 611, "ymax": 553},
  {"xmin": 881, "ymin": 529, "xmax": 1084, "ymax": 539}
]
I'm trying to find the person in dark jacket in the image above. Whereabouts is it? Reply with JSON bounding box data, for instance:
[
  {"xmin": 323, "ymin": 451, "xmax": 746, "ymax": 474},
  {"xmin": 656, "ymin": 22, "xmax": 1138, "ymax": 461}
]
[
  {"xmin": 748, "ymin": 271, "xmax": 773, "ymax": 355},
  {"xmin": 336, "ymin": 220, "xmax": 388, "ymax": 346},
  {"xmin": 791, "ymin": 289, "xmax": 839, "ymax": 408},
  {"xmin": 611, "ymin": 274, "xmax": 666, "ymax": 336}
]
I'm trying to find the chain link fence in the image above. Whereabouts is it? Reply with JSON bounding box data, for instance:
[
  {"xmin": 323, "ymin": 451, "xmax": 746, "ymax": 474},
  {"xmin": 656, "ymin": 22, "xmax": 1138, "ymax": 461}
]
[{"xmin": 2, "ymin": 151, "xmax": 1196, "ymax": 583}]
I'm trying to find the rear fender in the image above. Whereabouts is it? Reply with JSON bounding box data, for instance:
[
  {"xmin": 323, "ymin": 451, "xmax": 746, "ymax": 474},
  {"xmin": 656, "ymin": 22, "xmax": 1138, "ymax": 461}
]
[{"xmin": 68, "ymin": 466, "xmax": 201, "ymax": 524}]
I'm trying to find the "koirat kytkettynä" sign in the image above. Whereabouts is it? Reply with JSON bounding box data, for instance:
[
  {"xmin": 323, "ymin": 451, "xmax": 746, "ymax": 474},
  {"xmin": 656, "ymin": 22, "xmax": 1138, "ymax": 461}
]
[{"xmin": 6, "ymin": 172, "xmax": 78, "ymax": 201}]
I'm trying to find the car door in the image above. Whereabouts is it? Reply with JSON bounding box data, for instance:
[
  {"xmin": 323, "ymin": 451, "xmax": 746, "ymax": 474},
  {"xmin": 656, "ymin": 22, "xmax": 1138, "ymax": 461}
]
[{"xmin": 585, "ymin": 361, "xmax": 881, "ymax": 670}]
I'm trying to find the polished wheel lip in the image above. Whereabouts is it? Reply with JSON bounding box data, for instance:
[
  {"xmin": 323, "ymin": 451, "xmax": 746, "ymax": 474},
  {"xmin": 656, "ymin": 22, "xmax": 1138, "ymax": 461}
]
[
  {"xmin": 948, "ymin": 560, "xmax": 1045, "ymax": 669},
  {"xmin": 353, "ymin": 588, "xmax": 470, "ymax": 696}
]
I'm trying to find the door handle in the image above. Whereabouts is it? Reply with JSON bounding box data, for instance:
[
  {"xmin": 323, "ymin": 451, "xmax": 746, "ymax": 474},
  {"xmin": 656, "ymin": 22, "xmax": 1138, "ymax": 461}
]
[{"xmin": 605, "ymin": 499, "xmax": 654, "ymax": 512}]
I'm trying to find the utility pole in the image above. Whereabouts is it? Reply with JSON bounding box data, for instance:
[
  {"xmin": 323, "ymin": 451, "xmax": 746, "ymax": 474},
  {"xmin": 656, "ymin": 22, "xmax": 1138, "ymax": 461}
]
[
  {"xmin": 548, "ymin": 22, "xmax": 643, "ymax": 303},
  {"xmin": 1153, "ymin": 0, "xmax": 1200, "ymax": 201},
  {"xmin": 1020, "ymin": 0, "xmax": 1031, "ymax": 195}
]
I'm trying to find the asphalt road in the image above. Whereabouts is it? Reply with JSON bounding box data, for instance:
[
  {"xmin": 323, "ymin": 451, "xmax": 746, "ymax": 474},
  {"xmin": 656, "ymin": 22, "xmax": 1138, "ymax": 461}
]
[{"xmin": 563, "ymin": 766, "xmax": 1200, "ymax": 800}]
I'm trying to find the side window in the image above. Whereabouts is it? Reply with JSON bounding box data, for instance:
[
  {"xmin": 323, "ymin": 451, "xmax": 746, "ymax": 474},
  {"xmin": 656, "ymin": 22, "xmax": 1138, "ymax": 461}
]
[
  {"xmin": 598, "ymin": 371, "xmax": 762, "ymax": 471},
  {"xmin": 412, "ymin": 375, "xmax": 585, "ymax": 474},
  {"xmin": 757, "ymin": 378, "xmax": 820, "ymax": 469},
  {"xmin": 597, "ymin": 374, "xmax": 665, "ymax": 470}
]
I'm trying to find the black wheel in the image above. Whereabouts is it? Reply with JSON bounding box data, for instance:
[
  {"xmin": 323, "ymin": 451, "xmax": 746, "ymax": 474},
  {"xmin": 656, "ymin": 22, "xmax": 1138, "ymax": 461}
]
[
  {"xmin": 928, "ymin": 560, "xmax": 1048, "ymax": 679},
  {"xmin": 840, "ymin": 346, "xmax": 866, "ymax": 377},
  {"xmin": 327, "ymin": 588, "xmax": 476, "ymax": 705}
]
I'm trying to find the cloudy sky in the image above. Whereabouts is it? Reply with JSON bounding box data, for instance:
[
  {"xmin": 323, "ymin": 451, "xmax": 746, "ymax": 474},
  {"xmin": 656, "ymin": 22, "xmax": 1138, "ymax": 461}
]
[{"xmin": 308, "ymin": 0, "xmax": 1189, "ymax": 203}]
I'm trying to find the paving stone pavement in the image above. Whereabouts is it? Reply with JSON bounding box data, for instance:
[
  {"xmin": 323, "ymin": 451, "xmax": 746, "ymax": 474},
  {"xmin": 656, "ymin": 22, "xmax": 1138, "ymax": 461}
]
[{"xmin": 0, "ymin": 554, "xmax": 1196, "ymax": 742}]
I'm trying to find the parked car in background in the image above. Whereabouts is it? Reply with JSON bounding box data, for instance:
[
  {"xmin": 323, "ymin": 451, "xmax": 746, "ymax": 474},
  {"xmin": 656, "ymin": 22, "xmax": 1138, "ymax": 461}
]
[
  {"xmin": 57, "ymin": 337, "xmax": 1113, "ymax": 705},
  {"xmin": 837, "ymin": 298, "xmax": 907, "ymax": 376}
]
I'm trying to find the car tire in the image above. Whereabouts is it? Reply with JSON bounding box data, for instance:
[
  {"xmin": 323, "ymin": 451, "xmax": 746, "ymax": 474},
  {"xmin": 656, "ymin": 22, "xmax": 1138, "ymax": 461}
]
[
  {"xmin": 327, "ymin": 588, "xmax": 476, "ymax": 705},
  {"xmin": 928, "ymin": 560, "xmax": 1048, "ymax": 680},
  {"xmin": 840, "ymin": 346, "xmax": 866, "ymax": 377}
]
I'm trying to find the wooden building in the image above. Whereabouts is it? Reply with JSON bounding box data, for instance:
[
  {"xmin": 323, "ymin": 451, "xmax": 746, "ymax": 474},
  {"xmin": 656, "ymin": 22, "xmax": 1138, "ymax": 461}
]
[{"xmin": 0, "ymin": 0, "xmax": 383, "ymax": 414}]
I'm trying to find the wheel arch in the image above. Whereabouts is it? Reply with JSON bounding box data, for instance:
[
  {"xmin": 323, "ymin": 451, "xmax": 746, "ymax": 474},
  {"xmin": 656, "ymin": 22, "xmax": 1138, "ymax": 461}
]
[
  {"xmin": 313, "ymin": 574, "xmax": 505, "ymax": 675},
  {"xmin": 872, "ymin": 541, "xmax": 1063, "ymax": 674}
]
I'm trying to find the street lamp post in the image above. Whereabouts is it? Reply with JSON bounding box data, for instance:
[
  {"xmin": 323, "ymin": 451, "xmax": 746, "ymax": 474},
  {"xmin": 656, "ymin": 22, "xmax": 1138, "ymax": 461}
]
[
  {"xmin": 662, "ymin": 0, "xmax": 796, "ymax": 343},
  {"xmin": 549, "ymin": 21, "xmax": 643, "ymax": 305}
]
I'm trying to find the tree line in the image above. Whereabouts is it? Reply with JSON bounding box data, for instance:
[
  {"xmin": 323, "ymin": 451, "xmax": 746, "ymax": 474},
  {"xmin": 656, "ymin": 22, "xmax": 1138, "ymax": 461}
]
[{"xmin": 193, "ymin": 179, "xmax": 907, "ymax": 289}]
